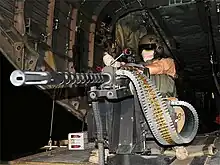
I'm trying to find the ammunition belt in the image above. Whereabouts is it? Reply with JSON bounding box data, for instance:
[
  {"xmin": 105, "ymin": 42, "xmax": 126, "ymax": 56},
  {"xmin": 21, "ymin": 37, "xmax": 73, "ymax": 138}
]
[{"xmin": 116, "ymin": 66, "xmax": 199, "ymax": 145}]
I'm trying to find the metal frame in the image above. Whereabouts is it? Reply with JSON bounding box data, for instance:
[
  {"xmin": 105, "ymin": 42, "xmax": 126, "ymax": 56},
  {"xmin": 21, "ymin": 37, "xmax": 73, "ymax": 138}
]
[
  {"xmin": 14, "ymin": 0, "xmax": 25, "ymax": 35},
  {"xmin": 68, "ymin": 8, "xmax": 78, "ymax": 73},
  {"xmin": 88, "ymin": 15, "xmax": 97, "ymax": 68},
  {"xmin": 46, "ymin": 0, "xmax": 55, "ymax": 46},
  {"xmin": 13, "ymin": 0, "xmax": 25, "ymax": 70},
  {"xmin": 43, "ymin": 0, "xmax": 56, "ymax": 71}
]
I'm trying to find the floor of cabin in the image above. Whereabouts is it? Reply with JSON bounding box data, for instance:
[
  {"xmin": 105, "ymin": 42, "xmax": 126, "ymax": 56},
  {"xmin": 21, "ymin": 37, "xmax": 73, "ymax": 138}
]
[
  {"xmin": 9, "ymin": 132, "xmax": 220, "ymax": 165},
  {"xmin": 9, "ymin": 143, "xmax": 96, "ymax": 165}
]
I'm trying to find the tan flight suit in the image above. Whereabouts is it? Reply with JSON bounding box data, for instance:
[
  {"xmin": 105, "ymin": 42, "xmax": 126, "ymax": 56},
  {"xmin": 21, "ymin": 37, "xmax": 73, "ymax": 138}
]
[
  {"xmin": 144, "ymin": 58, "xmax": 177, "ymax": 98},
  {"xmin": 150, "ymin": 74, "xmax": 177, "ymax": 97}
]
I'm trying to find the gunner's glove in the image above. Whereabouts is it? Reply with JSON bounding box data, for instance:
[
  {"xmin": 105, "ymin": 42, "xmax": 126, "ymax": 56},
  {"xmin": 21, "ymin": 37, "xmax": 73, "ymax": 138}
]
[{"xmin": 103, "ymin": 52, "xmax": 121, "ymax": 68}]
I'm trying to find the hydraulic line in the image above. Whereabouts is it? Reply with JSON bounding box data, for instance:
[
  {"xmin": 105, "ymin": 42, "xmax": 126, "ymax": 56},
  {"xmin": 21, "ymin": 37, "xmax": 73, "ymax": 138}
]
[{"xmin": 116, "ymin": 66, "xmax": 199, "ymax": 145}]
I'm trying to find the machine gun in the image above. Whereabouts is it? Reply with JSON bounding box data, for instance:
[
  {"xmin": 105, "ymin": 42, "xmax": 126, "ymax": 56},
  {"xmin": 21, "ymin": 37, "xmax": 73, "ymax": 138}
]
[{"xmin": 10, "ymin": 66, "xmax": 199, "ymax": 165}]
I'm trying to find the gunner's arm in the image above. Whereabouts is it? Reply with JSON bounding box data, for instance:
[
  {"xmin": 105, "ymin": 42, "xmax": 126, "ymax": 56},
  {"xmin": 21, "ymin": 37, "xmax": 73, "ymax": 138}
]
[
  {"xmin": 103, "ymin": 52, "xmax": 124, "ymax": 67},
  {"xmin": 145, "ymin": 58, "xmax": 176, "ymax": 78},
  {"xmin": 145, "ymin": 63, "xmax": 163, "ymax": 75}
]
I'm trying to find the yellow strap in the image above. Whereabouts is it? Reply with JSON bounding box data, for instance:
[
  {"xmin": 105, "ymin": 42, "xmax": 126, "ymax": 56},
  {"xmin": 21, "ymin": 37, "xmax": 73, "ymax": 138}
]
[{"xmin": 44, "ymin": 51, "xmax": 56, "ymax": 70}]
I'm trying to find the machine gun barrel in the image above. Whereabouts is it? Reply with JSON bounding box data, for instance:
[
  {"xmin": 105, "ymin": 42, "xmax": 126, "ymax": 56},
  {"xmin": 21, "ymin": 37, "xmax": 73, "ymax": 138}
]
[{"xmin": 10, "ymin": 70, "xmax": 106, "ymax": 87}]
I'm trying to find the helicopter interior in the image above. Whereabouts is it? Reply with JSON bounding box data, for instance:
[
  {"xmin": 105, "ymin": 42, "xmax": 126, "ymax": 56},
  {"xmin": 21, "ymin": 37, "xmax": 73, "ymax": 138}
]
[
  {"xmin": 89, "ymin": 1, "xmax": 220, "ymax": 133},
  {"xmin": 0, "ymin": 0, "xmax": 220, "ymax": 137},
  {"xmin": 1, "ymin": 0, "xmax": 220, "ymax": 164}
]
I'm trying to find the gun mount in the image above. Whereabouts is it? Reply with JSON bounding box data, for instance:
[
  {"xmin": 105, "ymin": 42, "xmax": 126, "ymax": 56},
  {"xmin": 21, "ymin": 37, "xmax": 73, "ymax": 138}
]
[{"xmin": 10, "ymin": 66, "xmax": 199, "ymax": 164}]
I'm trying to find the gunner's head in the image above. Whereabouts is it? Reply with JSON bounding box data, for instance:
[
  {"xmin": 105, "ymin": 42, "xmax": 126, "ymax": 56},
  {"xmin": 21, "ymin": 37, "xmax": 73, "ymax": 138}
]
[{"xmin": 138, "ymin": 34, "xmax": 165, "ymax": 62}]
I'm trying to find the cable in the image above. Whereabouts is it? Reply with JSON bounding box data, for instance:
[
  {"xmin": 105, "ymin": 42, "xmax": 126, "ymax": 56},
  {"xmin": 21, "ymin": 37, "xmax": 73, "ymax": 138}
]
[
  {"xmin": 206, "ymin": 1, "xmax": 220, "ymax": 95},
  {"xmin": 81, "ymin": 112, "xmax": 87, "ymax": 132},
  {"xmin": 47, "ymin": 88, "xmax": 56, "ymax": 151},
  {"xmin": 49, "ymin": 94, "xmax": 55, "ymax": 138}
]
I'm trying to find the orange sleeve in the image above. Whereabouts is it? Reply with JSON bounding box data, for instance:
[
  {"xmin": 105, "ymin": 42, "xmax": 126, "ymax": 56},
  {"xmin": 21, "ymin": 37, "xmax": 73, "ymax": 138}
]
[{"xmin": 145, "ymin": 58, "xmax": 176, "ymax": 78}]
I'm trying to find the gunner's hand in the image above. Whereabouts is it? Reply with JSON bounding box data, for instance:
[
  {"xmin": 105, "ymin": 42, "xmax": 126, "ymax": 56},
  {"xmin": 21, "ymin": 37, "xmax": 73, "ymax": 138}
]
[{"xmin": 120, "ymin": 62, "xmax": 126, "ymax": 66}]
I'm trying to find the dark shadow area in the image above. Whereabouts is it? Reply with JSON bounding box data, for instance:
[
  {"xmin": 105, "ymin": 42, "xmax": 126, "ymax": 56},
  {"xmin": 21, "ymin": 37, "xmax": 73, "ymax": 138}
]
[
  {"xmin": 0, "ymin": 55, "xmax": 83, "ymax": 162},
  {"xmin": 43, "ymin": 87, "xmax": 87, "ymax": 100},
  {"xmin": 175, "ymin": 75, "xmax": 220, "ymax": 134}
]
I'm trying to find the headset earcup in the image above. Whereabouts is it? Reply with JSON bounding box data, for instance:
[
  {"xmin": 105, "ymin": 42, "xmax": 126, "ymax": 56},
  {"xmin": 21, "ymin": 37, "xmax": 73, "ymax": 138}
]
[{"xmin": 156, "ymin": 46, "xmax": 164, "ymax": 55}]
